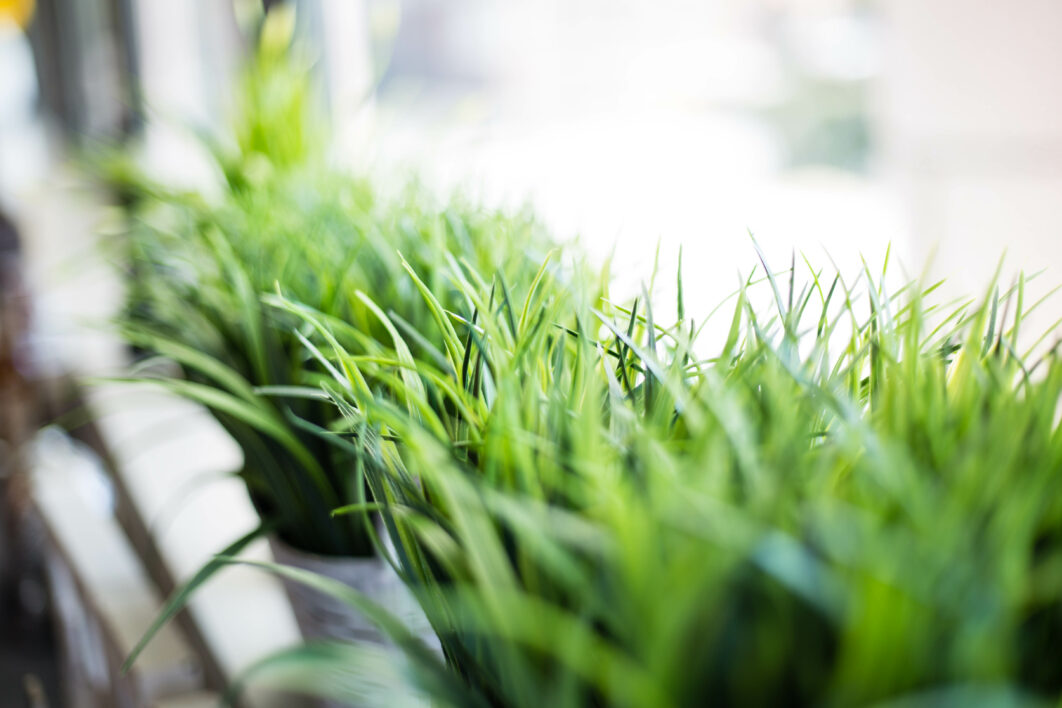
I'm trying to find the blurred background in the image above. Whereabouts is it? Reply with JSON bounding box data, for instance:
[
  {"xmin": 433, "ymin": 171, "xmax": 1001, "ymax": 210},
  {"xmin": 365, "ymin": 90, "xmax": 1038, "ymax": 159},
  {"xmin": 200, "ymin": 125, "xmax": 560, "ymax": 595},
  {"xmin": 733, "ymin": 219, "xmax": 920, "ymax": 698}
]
[
  {"xmin": 1, "ymin": 0, "xmax": 1060, "ymax": 705},
  {"xmin": 3, "ymin": 0, "xmax": 1061, "ymax": 351}
]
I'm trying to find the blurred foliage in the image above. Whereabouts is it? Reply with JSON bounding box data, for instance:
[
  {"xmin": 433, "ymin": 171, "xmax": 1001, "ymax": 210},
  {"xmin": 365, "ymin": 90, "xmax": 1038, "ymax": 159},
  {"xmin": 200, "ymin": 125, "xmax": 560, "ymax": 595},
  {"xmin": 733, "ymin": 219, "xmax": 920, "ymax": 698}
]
[
  {"xmin": 251, "ymin": 250, "xmax": 1062, "ymax": 707},
  {"xmin": 765, "ymin": 77, "xmax": 872, "ymax": 172},
  {"xmin": 101, "ymin": 9, "xmax": 551, "ymax": 555},
  {"xmin": 115, "ymin": 4, "xmax": 1062, "ymax": 706}
]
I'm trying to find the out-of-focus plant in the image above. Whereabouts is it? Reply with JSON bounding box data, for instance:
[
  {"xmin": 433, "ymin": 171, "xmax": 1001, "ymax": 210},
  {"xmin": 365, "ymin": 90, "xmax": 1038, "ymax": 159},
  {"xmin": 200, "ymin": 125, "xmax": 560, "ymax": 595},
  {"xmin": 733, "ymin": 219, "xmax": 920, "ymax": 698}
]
[
  {"xmin": 222, "ymin": 4, "xmax": 323, "ymax": 190},
  {"xmin": 112, "ymin": 8, "xmax": 1062, "ymax": 706},
  {"xmin": 206, "ymin": 250, "xmax": 1062, "ymax": 707},
  {"xmin": 102, "ymin": 8, "xmax": 551, "ymax": 557}
]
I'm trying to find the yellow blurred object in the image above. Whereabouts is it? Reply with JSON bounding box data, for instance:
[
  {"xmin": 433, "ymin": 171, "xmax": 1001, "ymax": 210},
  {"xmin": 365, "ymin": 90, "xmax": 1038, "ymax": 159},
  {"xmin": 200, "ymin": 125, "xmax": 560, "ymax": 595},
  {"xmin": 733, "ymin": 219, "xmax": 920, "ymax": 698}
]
[{"xmin": 0, "ymin": 0, "xmax": 34, "ymax": 29}]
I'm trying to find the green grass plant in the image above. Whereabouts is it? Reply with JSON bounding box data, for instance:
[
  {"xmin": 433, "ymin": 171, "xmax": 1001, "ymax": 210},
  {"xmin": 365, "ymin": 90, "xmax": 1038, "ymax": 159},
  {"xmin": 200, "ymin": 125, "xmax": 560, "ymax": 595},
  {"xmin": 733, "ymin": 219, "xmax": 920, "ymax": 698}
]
[
  {"xmin": 114, "ymin": 9, "xmax": 1062, "ymax": 706},
  {"xmin": 227, "ymin": 250, "xmax": 1062, "ymax": 707},
  {"xmin": 105, "ymin": 17, "xmax": 551, "ymax": 556}
]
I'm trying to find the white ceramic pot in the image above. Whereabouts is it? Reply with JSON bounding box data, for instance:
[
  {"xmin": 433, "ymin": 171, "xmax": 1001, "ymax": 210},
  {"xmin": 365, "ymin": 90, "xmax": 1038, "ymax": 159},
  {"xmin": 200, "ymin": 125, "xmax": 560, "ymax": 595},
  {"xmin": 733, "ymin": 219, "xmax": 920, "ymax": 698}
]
[{"xmin": 268, "ymin": 534, "xmax": 439, "ymax": 650}]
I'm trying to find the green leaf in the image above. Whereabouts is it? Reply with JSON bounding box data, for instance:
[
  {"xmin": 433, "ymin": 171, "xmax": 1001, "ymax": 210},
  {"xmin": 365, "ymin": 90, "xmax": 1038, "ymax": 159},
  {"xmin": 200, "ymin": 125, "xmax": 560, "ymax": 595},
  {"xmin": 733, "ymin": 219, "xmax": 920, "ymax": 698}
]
[{"xmin": 123, "ymin": 523, "xmax": 271, "ymax": 673}]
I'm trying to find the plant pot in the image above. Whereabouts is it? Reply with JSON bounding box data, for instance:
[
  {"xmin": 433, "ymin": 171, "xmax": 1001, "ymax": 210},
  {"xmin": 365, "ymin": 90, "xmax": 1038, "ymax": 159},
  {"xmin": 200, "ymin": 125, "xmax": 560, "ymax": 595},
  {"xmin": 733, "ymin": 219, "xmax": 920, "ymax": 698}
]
[{"xmin": 268, "ymin": 534, "xmax": 438, "ymax": 650}]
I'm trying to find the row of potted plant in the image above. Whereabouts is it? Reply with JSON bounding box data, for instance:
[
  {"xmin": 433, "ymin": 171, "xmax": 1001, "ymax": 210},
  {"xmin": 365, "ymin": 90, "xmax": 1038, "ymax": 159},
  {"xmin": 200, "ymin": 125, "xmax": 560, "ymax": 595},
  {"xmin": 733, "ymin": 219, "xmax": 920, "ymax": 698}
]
[
  {"xmin": 112, "ymin": 16, "xmax": 1062, "ymax": 708},
  {"xmin": 104, "ymin": 11, "xmax": 549, "ymax": 560}
]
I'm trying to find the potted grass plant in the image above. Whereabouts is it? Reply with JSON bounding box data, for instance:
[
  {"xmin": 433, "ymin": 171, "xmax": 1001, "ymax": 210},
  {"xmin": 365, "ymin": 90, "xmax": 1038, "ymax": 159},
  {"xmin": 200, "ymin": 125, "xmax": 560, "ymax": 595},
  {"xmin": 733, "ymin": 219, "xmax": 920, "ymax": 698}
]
[
  {"xmin": 111, "ymin": 12, "xmax": 1062, "ymax": 707},
  {"xmin": 104, "ymin": 8, "xmax": 552, "ymax": 643},
  {"xmin": 184, "ymin": 249, "xmax": 1062, "ymax": 707}
]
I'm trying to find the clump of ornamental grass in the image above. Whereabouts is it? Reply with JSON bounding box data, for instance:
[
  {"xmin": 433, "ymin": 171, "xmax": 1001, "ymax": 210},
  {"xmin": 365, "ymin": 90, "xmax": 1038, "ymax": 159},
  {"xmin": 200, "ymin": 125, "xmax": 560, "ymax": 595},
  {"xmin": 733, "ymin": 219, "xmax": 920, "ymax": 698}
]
[
  {"xmin": 188, "ymin": 250, "xmax": 1062, "ymax": 707},
  {"xmin": 103, "ymin": 18, "xmax": 552, "ymax": 556}
]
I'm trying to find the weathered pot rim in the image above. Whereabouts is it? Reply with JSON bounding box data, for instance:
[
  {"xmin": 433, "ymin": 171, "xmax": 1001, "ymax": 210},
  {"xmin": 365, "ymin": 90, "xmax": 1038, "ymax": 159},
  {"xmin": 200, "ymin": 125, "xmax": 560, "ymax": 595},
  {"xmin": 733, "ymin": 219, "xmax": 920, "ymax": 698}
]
[{"xmin": 267, "ymin": 533, "xmax": 386, "ymax": 569}]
